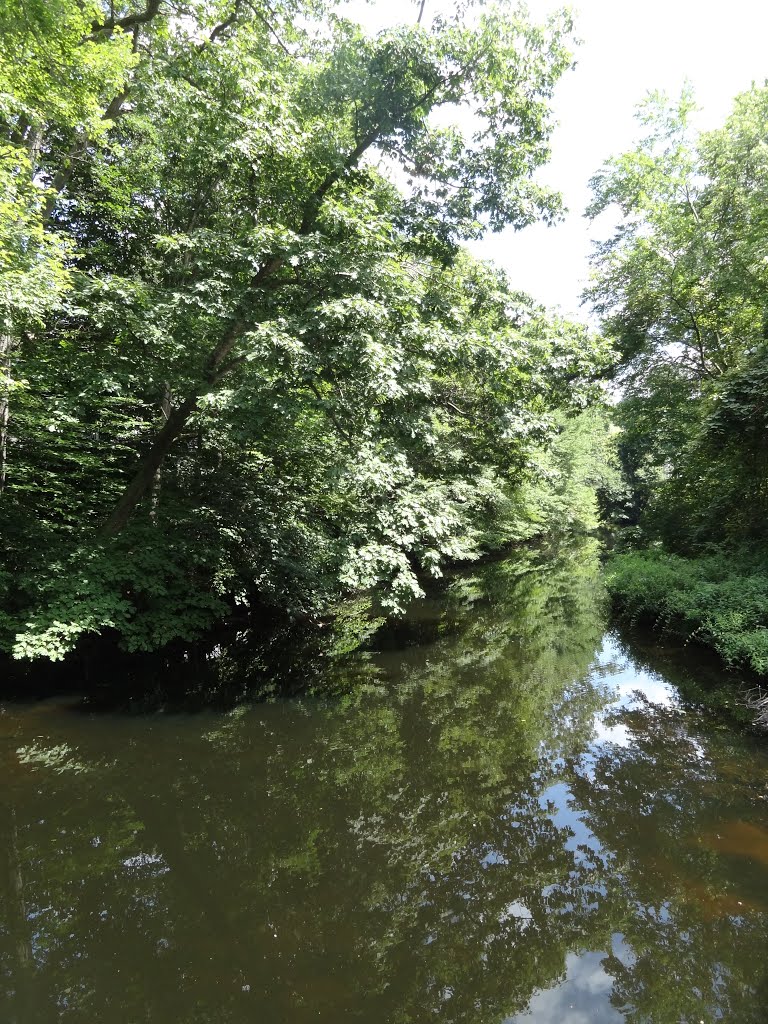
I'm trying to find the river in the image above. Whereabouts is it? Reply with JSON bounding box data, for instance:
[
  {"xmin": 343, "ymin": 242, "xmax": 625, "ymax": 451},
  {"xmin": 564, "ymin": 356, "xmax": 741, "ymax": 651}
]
[{"xmin": 2, "ymin": 539, "xmax": 768, "ymax": 1022}]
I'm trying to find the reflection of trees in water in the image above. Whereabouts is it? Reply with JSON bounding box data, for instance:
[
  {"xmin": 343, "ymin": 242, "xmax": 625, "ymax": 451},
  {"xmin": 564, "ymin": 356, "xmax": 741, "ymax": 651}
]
[
  {"xmin": 610, "ymin": 618, "xmax": 759, "ymax": 727},
  {"xmin": 0, "ymin": 540, "xmax": 609, "ymax": 1023},
  {"xmin": 568, "ymin": 692, "xmax": 768, "ymax": 1024},
  {"xmin": 0, "ymin": 802, "xmax": 33, "ymax": 1022},
  {"xmin": 1, "ymin": 539, "xmax": 767, "ymax": 1023}
]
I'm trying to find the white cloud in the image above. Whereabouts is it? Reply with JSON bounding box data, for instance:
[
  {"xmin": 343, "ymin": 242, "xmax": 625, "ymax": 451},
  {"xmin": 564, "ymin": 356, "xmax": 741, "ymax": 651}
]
[
  {"xmin": 345, "ymin": 0, "xmax": 768, "ymax": 316},
  {"xmin": 504, "ymin": 951, "xmax": 622, "ymax": 1023}
]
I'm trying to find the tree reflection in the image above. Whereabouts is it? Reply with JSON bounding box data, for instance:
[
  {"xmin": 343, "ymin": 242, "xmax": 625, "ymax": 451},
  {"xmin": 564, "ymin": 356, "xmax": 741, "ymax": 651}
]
[
  {"xmin": 568, "ymin": 685, "xmax": 768, "ymax": 1024},
  {"xmin": 2, "ymin": 540, "xmax": 768, "ymax": 1023}
]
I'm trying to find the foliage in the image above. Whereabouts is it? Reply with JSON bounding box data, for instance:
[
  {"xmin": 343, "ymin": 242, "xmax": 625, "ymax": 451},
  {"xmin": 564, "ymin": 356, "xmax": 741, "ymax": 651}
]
[
  {"xmin": 588, "ymin": 85, "xmax": 768, "ymax": 672},
  {"xmin": 515, "ymin": 405, "xmax": 620, "ymax": 536},
  {"xmin": 606, "ymin": 548, "xmax": 768, "ymax": 675},
  {"xmin": 587, "ymin": 85, "xmax": 768, "ymax": 549},
  {"xmin": 0, "ymin": 0, "xmax": 613, "ymax": 661}
]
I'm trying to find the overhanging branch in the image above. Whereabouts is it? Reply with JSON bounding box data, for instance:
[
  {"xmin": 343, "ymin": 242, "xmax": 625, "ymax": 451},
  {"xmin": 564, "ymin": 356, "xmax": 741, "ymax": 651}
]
[{"xmin": 88, "ymin": 0, "xmax": 164, "ymax": 40}]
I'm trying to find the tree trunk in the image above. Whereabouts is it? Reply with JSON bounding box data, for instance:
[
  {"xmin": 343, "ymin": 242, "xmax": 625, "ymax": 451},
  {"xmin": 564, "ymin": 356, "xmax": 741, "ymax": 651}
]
[
  {"xmin": 149, "ymin": 383, "xmax": 173, "ymax": 523},
  {"xmin": 100, "ymin": 394, "xmax": 198, "ymax": 538},
  {"xmin": 96, "ymin": 120, "xmax": 386, "ymax": 538},
  {"xmin": 0, "ymin": 332, "xmax": 12, "ymax": 494}
]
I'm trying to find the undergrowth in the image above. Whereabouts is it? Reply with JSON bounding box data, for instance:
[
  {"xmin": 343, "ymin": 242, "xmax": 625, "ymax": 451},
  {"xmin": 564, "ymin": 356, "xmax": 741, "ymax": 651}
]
[{"xmin": 606, "ymin": 548, "xmax": 768, "ymax": 676}]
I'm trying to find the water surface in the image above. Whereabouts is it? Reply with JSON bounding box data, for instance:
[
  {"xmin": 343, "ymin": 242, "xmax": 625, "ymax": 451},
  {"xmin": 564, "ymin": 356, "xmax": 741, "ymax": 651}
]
[{"xmin": 2, "ymin": 541, "xmax": 768, "ymax": 1022}]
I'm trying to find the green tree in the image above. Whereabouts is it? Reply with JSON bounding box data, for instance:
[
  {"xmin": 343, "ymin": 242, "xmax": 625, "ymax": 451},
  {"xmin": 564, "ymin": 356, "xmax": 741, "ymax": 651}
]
[
  {"xmin": 1, "ymin": 0, "xmax": 613, "ymax": 661},
  {"xmin": 587, "ymin": 85, "xmax": 768, "ymax": 548}
]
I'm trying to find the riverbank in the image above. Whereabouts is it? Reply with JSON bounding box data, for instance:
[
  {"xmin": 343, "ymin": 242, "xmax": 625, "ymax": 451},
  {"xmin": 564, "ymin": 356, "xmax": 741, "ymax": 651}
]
[
  {"xmin": 0, "ymin": 534, "xmax": 588, "ymax": 710},
  {"xmin": 605, "ymin": 547, "xmax": 768, "ymax": 679},
  {"xmin": 4, "ymin": 536, "xmax": 767, "ymax": 729},
  {"xmin": 3, "ymin": 537, "xmax": 765, "ymax": 736}
]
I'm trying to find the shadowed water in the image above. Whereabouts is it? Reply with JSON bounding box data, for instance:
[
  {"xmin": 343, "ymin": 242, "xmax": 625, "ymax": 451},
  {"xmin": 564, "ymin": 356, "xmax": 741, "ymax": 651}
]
[{"xmin": 2, "ymin": 540, "xmax": 768, "ymax": 1023}]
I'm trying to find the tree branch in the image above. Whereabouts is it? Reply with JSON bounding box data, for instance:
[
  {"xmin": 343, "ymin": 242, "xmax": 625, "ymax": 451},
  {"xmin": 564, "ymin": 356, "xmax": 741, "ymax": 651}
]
[
  {"xmin": 669, "ymin": 291, "xmax": 710, "ymax": 377},
  {"xmin": 98, "ymin": 49, "xmax": 472, "ymax": 532},
  {"xmin": 683, "ymin": 183, "xmax": 701, "ymax": 225},
  {"xmin": 202, "ymin": 1, "xmax": 243, "ymax": 48},
  {"xmin": 242, "ymin": 0, "xmax": 292, "ymax": 57},
  {"xmin": 299, "ymin": 129, "xmax": 380, "ymax": 234},
  {"xmin": 88, "ymin": 0, "xmax": 164, "ymax": 41},
  {"xmin": 44, "ymin": 24, "xmax": 139, "ymax": 219},
  {"xmin": 307, "ymin": 381, "xmax": 355, "ymax": 443}
]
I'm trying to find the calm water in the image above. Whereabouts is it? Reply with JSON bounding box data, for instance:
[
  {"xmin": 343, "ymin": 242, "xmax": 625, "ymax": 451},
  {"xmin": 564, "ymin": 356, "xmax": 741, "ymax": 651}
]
[{"xmin": 2, "ymin": 541, "xmax": 768, "ymax": 1023}]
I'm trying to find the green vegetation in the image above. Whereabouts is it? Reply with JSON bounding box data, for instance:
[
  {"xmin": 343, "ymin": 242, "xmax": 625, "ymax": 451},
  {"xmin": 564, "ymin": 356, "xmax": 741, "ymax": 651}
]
[
  {"xmin": 589, "ymin": 86, "xmax": 768, "ymax": 676},
  {"xmin": 607, "ymin": 549, "xmax": 768, "ymax": 675},
  {"xmin": 5, "ymin": 3, "xmax": 760, "ymax": 680},
  {"xmin": 0, "ymin": 0, "xmax": 615, "ymax": 665}
]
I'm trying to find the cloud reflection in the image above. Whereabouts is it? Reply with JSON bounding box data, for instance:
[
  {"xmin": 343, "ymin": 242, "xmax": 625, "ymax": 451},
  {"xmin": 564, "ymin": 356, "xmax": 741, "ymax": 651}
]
[{"xmin": 506, "ymin": 951, "xmax": 622, "ymax": 1024}]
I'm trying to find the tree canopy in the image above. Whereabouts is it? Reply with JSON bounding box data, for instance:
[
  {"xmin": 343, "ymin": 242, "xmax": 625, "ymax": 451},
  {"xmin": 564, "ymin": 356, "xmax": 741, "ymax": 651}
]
[
  {"xmin": 0, "ymin": 0, "xmax": 613, "ymax": 662},
  {"xmin": 589, "ymin": 85, "xmax": 768, "ymax": 675},
  {"xmin": 587, "ymin": 85, "xmax": 768, "ymax": 547}
]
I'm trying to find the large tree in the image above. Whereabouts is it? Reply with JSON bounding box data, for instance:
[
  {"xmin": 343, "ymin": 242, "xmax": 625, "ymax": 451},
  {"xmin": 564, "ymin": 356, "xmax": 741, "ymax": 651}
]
[
  {"xmin": 1, "ymin": 1, "xmax": 611, "ymax": 660},
  {"xmin": 587, "ymin": 86, "xmax": 768, "ymax": 544}
]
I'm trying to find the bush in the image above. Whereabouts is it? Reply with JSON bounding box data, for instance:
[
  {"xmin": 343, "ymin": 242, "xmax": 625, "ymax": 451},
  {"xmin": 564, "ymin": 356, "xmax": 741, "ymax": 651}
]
[{"xmin": 606, "ymin": 548, "xmax": 768, "ymax": 675}]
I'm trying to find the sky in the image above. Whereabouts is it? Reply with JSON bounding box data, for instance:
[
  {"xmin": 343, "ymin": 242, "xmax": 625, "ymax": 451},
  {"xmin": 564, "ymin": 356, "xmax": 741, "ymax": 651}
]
[{"xmin": 350, "ymin": 0, "xmax": 768, "ymax": 320}]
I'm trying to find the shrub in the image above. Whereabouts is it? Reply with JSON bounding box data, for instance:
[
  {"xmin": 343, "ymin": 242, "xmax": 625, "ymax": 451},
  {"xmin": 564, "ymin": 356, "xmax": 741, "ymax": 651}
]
[{"xmin": 606, "ymin": 548, "xmax": 768, "ymax": 675}]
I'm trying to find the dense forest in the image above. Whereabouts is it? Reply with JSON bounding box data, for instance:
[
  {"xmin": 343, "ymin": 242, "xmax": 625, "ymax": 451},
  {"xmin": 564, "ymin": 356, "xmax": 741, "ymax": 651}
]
[
  {"xmin": 591, "ymin": 88, "xmax": 768, "ymax": 676},
  {"xmin": 0, "ymin": 0, "xmax": 615, "ymax": 664},
  {"xmin": 4, "ymin": 6, "xmax": 768, "ymax": 1021},
  {"xmin": 1, "ymin": 0, "xmax": 766, "ymax": 680}
]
